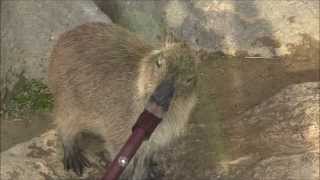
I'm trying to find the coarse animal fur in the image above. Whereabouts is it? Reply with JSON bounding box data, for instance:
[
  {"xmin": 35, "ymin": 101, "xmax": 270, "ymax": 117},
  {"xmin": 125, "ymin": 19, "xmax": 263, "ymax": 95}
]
[{"xmin": 48, "ymin": 22, "xmax": 198, "ymax": 180}]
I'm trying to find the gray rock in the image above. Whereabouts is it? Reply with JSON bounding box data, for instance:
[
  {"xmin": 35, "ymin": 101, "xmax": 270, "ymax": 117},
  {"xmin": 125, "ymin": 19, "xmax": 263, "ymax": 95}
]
[
  {"xmin": 1, "ymin": 0, "xmax": 111, "ymax": 101},
  {"xmin": 96, "ymin": 0, "xmax": 319, "ymax": 57}
]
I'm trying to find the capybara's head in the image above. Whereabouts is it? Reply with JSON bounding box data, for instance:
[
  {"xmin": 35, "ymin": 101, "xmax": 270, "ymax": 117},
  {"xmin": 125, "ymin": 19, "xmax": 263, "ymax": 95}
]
[{"xmin": 148, "ymin": 42, "xmax": 198, "ymax": 100}]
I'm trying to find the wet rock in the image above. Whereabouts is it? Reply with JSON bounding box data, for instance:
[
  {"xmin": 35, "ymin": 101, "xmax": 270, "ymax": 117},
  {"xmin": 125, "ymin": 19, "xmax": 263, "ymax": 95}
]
[{"xmin": 1, "ymin": 0, "xmax": 111, "ymax": 101}]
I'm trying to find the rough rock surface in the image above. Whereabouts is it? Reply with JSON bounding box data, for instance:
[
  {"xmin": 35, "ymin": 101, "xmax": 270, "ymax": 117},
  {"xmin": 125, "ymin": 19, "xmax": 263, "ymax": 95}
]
[
  {"xmin": 221, "ymin": 82, "xmax": 319, "ymax": 180},
  {"xmin": 1, "ymin": 0, "xmax": 111, "ymax": 100},
  {"xmin": 96, "ymin": 0, "xmax": 319, "ymax": 57},
  {"xmin": 0, "ymin": 130, "xmax": 107, "ymax": 180},
  {"xmin": 1, "ymin": 82, "xmax": 319, "ymax": 180}
]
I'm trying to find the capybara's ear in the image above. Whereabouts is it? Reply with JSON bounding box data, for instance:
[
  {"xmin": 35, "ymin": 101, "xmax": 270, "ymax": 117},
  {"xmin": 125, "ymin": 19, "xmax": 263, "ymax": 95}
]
[{"xmin": 164, "ymin": 31, "xmax": 179, "ymax": 48}]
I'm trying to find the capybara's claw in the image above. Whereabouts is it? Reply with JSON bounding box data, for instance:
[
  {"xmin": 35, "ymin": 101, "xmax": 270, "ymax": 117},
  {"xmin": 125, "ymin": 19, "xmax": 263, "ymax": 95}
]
[{"xmin": 63, "ymin": 143, "xmax": 91, "ymax": 176}]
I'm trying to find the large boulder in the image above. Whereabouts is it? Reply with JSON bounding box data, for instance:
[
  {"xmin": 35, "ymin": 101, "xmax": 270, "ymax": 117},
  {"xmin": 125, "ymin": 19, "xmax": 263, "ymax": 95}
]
[
  {"xmin": 154, "ymin": 82, "xmax": 319, "ymax": 180},
  {"xmin": 1, "ymin": 0, "xmax": 111, "ymax": 101},
  {"xmin": 222, "ymin": 82, "xmax": 319, "ymax": 180},
  {"xmin": 1, "ymin": 82, "xmax": 318, "ymax": 180}
]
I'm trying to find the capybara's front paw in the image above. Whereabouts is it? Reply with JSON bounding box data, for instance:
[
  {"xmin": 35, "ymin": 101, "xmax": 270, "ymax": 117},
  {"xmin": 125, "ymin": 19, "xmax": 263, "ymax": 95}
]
[{"xmin": 63, "ymin": 143, "xmax": 91, "ymax": 176}]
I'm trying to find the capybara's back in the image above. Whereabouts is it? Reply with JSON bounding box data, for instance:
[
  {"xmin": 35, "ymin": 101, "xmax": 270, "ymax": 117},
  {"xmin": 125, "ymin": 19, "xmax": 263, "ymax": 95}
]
[{"xmin": 49, "ymin": 22, "xmax": 198, "ymax": 179}]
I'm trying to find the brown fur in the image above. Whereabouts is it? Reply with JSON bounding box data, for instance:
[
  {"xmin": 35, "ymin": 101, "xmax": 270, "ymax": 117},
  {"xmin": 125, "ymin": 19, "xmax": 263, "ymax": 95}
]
[{"xmin": 48, "ymin": 22, "xmax": 197, "ymax": 179}]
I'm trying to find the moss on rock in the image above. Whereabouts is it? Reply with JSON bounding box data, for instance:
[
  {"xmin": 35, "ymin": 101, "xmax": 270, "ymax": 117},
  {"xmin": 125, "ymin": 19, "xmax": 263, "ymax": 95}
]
[{"xmin": 4, "ymin": 76, "xmax": 53, "ymax": 118}]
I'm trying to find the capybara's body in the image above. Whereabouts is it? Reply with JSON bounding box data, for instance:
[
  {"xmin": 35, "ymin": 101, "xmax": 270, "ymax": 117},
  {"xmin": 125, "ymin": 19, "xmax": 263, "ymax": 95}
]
[{"xmin": 48, "ymin": 22, "xmax": 197, "ymax": 179}]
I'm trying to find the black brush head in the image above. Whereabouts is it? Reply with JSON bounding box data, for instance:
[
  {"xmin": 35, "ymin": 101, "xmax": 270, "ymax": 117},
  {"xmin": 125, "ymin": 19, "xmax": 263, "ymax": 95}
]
[{"xmin": 149, "ymin": 77, "xmax": 175, "ymax": 112}]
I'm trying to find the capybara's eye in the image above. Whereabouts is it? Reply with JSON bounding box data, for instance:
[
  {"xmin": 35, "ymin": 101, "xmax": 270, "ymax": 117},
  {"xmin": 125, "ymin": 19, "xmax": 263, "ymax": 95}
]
[{"xmin": 156, "ymin": 58, "xmax": 163, "ymax": 68}]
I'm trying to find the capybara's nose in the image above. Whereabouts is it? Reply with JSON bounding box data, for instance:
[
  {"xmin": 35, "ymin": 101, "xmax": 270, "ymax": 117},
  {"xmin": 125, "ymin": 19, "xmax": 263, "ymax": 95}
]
[{"xmin": 150, "ymin": 76, "xmax": 175, "ymax": 111}]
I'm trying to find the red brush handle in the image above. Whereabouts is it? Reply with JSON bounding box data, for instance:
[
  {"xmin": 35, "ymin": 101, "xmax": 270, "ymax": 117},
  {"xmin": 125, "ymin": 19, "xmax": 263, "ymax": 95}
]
[
  {"xmin": 101, "ymin": 110, "xmax": 162, "ymax": 180},
  {"xmin": 101, "ymin": 128, "xmax": 145, "ymax": 180}
]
